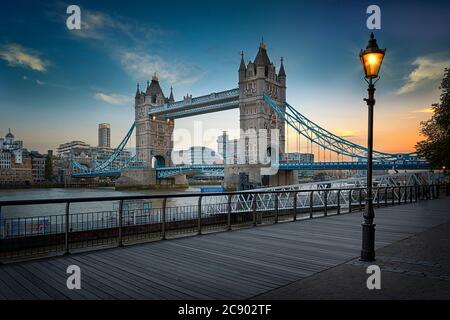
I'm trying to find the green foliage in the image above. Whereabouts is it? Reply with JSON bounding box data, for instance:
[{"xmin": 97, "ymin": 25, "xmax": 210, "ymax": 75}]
[{"xmin": 416, "ymin": 68, "xmax": 450, "ymax": 169}]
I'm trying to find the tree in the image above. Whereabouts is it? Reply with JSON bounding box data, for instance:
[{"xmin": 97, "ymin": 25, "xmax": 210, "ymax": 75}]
[
  {"xmin": 45, "ymin": 154, "xmax": 53, "ymax": 181},
  {"xmin": 416, "ymin": 68, "xmax": 450, "ymax": 169}
]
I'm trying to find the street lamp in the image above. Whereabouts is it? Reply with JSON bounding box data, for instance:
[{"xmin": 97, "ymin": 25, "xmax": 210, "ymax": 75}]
[{"xmin": 359, "ymin": 32, "xmax": 386, "ymax": 262}]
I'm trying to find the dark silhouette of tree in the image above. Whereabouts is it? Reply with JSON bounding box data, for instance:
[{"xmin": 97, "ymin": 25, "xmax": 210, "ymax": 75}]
[{"xmin": 416, "ymin": 68, "xmax": 450, "ymax": 169}]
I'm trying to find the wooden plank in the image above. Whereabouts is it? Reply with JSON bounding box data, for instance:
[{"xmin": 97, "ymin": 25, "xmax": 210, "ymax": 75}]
[
  {"xmin": 73, "ymin": 254, "xmax": 186, "ymax": 299},
  {"xmin": 60, "ymin": 255, "xmax": 145, "ymax": 300},
  {"xmin": 79, "ymin": 251, "xmax": 209, "ymax": 299},
  {"xmin": 0, "ymin": 197, "xmax": 448, "ymax": 300},
  {"xmin": 14, "ymin": 264, "xmax": 67, "ymax": 300},
  {"xmin": 0, "ymin": 276, "xmax": 21, "ymax": 300},
  {"xmin": 48, "ymin": 256, "xmax": 136, "ymax": 300},
  {"xmin": 131, "ymin": 243, "xmax": 288, "ymax": 288},
  {"xmin": 35, "ymin": 259, "xmax": 101, "ymax": 300},
  {"xmin": 19, "ymin": 262, "xmax": 83, "ymax": 300},
  {"xmin": 2, "ymin": 267, "xmax": 50, "ymax": 300},
  {"xmin": 105, "ymin": 245, "xmax": 267, "ymax": 298},
  {"xmin": 100, "ymin": 249, "xmax": 234, "ymax": 299},
  {"xmin": 44, "ymin": 259, "xmax": 118, "ymax": 300}
]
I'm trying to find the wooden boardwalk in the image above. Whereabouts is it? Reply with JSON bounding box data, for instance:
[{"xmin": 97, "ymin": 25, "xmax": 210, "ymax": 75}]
[{"xmin": 0, "ymin": 198, "xmax": 449, "ymax": 300}]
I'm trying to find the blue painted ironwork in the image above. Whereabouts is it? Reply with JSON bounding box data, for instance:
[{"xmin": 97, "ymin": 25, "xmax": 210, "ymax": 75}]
[
  {"xmin": 263, "ymin": 94, "xmax": 418, "ymax": 161},
  {"xmin": 153, "ymin": 160, "xmax": 429, "ymax": 179},
  {"xmin": 71, "ymin": 122, "xmax": 138, "ymax": 177},
  {"xmin": 156, "ymin": 165, "xmax": 224, "ymax": 179},
  {"xmin": 71, "ymin": 91, "xmax": 430, "ymax": 179}
]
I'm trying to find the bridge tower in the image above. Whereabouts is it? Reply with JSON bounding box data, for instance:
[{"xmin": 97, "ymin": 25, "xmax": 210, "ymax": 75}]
[
  {"xmin": 224, "ymin": 41, "xmax": 297, "ymax": 190},
  {"xmin": 239, "ymin": 40, "xmax": 286, "ymax": 157},
  {"xmin": 117, "ymin": 73, "xmax": 189, "ymax": 189},
  {"xmin": 135, "ymin": 73, "xmax": 175, "ymax": 168}
]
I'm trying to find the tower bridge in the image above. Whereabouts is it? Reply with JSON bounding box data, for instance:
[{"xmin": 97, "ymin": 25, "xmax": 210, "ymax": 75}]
[{"xmin": 70, "ymin": 40, "xmax": 430, "ymax": 190}]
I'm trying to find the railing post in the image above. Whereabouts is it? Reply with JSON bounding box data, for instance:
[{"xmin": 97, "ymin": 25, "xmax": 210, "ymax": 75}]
[
  {"xmin": 197, "ymin": 196, "xmax": 202, "ymax": 235},
  {"xmin": 161, "ymin": 198, "xmax": 167, "ymax": 240},
  {"xmin": 118, "ymin": 199, "xmax": 123, "ymax": 247},
  {"xmin": 0, "ymin": 206, "xmax": 3, "ymax": 241},
  {"xmin": 293, "ymin": 191, "xmax": 298, "ymax": 221},
  {"xmin": 432, "ymin": 184, "xmax": 436, "ymax": 199},
  {"xmin": 404, "ymin": 186, "xmax": 408, "ymax": 204},
  {"xmin": 376, "ymin": 188, "xmax": 380, "ymax": 208},
  {"xmin": 348, "ymin": 189, "xmax": 352, "ymax": 213},
  {"xmin": 410, "ymin": 186, "xmax": 413, "ymax": 203},
  {"xmin": 310, "ymin": 191, "xmax": 314, "ymax": 218},
  {"xmin": 337, "ymin": 190, "xmax": 341, "ymax": 215},
  {"xmin": 227, "ymin": 195, "xmax": 232, "ymax": 231},
  {"xmin": 392, "ymin": 187, "xmax": 395, "ymax": 206},
  {"xmin": 324, "ymin": 191, "xmax": 328, "ymax": 217},
  {"xmin": 359, "ymin": 189, "xmax": 362, "ymax": 211},
  {"xmin": 274, "ymin": 193, "xmax": 279, "ymax": 223},
  {"xmin": 252, "ymin": 193, "xmax": 257, "ymax": 227},
  {"xmin": 384, "ymin": 187, "xmax": 387, "ymax": 207},
  {"xmin": 64, "ymin": 202, "xmax": 70, "ymax": 255},
  {"xmin": 398, "ymin": 187, "xmax": 401, "ymax": 205}
]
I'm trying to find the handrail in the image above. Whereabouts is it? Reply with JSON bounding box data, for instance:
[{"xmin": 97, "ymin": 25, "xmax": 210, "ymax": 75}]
[
  {"xmin": 0, "ymin": 185, "xmax": 433, "ymax": 207},
  {"xmin": 1, "ymin": 184, "xmax": 446, "ymax": 261}
]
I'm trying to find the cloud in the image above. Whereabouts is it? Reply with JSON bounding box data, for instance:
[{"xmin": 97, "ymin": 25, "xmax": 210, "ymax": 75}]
[
  {"xmin": 69, "ymin": 9, "xmax": 164, "ymax": 43},
  {"xmin": 65, "ymin": 8, "xmax": 202, "ymax": 86},
  {"xmin": 334, "ymin": 129, "xmax": 357, "ymax": 138},
  {"xmin": 36, "ymin": 79, "xmax": 45, "ymax": 85},
  {"xmin": 94, "ymin": 92, "xmax": 132, "ymax": 105},
  {"xmin": 397, "ymin": 56, "xmax": 450, "ymax": 95},
  {"xmin": 413, "ymin": 107, "xmax": 434, "ymax": 113},
  {"xmin": 0, "ymin": 44, "xmax": 48, "ymax": 72},
  {"xmin": 119, "ymin": 50, "xmax": 204, "ymax": 86}
]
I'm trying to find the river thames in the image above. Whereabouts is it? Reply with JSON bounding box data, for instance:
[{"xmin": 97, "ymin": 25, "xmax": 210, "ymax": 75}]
[{"xmin": 0, "ymin": 186, "xmax": 220, "ymax": 220}]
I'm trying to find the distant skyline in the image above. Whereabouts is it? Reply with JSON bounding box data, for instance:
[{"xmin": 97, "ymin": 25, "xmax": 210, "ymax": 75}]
[{"xmin": 1, "ymin": 0, "xmax": 449, "ymax": 154}]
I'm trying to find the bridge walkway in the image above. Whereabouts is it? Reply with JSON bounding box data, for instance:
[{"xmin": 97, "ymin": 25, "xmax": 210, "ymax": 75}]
[{"xmin": 0, "ymin": 197, "xmax": 449, "ymax": 299}]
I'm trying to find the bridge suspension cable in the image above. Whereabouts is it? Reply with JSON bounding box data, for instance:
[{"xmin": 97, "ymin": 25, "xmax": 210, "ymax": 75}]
[
  {"xmin": 263, "ymin": 94, "xmax": 415, "ymax": 161},
  {"xmin": 71, "ymin": 122, "xmax": 136, "ymax": 174}
]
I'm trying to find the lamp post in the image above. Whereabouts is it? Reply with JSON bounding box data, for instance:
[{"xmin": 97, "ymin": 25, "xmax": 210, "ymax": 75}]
[{"xmin": 359, "ymin": 32, "xmax": 386, "ymax": 262}]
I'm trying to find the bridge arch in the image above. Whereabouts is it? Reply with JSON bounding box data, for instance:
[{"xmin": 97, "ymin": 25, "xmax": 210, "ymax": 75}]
[{"xmin": 151, "ymin": 155, "xmax": 166, "ymax": 168}]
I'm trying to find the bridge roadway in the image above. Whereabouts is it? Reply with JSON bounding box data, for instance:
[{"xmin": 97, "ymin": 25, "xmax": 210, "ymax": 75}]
[
  {"xmin": 71, "ymin": 160, "xmax": 430, "ymax": 178},
  {"xmin": 0, "ymin": 197, "xmax": 449, "ymax": 299}
]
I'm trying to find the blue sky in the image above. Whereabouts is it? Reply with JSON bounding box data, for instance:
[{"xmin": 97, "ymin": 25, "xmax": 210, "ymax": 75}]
[{"xmin": 0, "ymin": 0, "xmax": 449, "ymax": 154}]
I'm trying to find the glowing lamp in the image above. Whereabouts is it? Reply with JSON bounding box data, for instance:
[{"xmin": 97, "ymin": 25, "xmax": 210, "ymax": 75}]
[{"xmin": 360, "ymin": 32, "xmax": 386, "ymax": 79}]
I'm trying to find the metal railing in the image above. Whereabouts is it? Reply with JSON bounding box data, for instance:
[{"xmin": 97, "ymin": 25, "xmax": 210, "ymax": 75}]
[{"xmin": 0, "ymin": 184, "xmax": 448, "ymax": 262}]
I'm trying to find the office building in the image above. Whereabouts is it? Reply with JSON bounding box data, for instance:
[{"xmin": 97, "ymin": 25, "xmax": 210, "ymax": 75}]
[{"xmin": 98, "ymin": 123, "xmax": 111, "ymax": 148}]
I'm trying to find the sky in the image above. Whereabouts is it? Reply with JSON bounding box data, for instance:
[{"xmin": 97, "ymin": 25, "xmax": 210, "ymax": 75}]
[{"xmin": 0, "ymin": 0, "xmax": 449, "ymax": 156}]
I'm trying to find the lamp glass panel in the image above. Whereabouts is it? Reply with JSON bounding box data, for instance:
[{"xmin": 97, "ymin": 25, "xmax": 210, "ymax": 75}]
[{"xmin": 361, "ymin": 52, "xmax": 384, "ymax": 78}]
